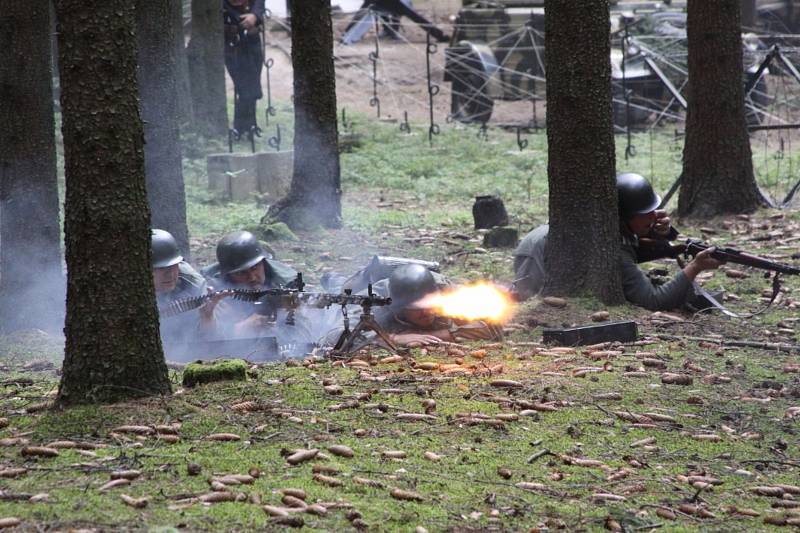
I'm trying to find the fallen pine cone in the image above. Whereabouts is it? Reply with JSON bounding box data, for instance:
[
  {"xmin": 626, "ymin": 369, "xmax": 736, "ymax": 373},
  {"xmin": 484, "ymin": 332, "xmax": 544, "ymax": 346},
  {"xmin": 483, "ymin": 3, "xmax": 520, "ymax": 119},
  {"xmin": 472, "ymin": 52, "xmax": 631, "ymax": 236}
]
[
  {"xmin": 98, "ymin": 479, "xmax": 130, "ymax": 492},
  {"xmin": 205, "ymin": 433, "xmax": 241, "ymax": 442},
  {"xmin": 327, "ymin": 445, "xmax": 354, "ymax": 458},
  {"xmin": 312, "ymin": 473, "xmax": 343, "ymax": 487},
  {"xmin": 543, "ymin": 296, "xmax": 567, "ymax": 308},
  {"xmin": 390, "ymin": 488, "xmax": 424, "ymax": 502},
  {"xmin": 490, "ymin": 379, "xmax": 523, "ymax": 389},
  {"xmin": 111, "ymin": 425, "xmax": 154, "ymax": 435},
  {"xmin": 199, "ymin": 491, "xmax": 235, "ymax": 503},
  {"xmin": 661, "ymin": 373, "xmax": 693, "ymax": 385},
  {"xmin": 20, "ymin": 446, "xmax": 59, "ymax": 458},
  {"xmin": 120, "ymin": 494, "xmax": 148, "ymax": 508},
  {"xmin": 286, "ymin": 449, "xmax": 319, "ymax": 465}
]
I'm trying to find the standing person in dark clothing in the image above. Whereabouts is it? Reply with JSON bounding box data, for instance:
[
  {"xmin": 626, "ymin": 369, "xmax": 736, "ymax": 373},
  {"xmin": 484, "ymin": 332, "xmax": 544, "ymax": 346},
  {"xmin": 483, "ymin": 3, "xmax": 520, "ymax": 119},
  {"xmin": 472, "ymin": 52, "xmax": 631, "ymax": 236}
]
[{"xmin": 224, "ymin": 0, "xmax": 266, "ymax": 136}]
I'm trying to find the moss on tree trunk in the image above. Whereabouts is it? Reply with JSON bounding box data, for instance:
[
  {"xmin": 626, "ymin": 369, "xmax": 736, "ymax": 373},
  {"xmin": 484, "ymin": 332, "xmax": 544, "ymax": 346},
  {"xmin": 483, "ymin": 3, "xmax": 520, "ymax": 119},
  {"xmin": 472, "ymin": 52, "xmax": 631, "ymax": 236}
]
[
  {"xmin": 54, "ymin": 0, "xmax": 171, "ymax": 406},
  {"xmin": 543, "ymin": 0, "xmax": 624, "ymax": 304},
  {"xmin": 0, "ymin": 1, "xmax": 64, "ymax": 333},
  {"xmin": 677, "ymin": 0, "xmax": 764, "ymax": 217}
]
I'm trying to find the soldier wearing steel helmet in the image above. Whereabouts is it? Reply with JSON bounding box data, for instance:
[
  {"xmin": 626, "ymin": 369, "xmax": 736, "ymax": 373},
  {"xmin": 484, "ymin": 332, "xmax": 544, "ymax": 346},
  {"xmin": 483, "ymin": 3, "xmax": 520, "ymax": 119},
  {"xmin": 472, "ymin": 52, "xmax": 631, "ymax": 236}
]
[
  {"xmin": 151, "ymin": 229, "xmax": 222, "ymax": 343},
  {"xmin": 203, "ymin": 230, "xmax": 303, "ymax": 338},
  {"xmin": 371, "ymin": 264, "xmax": 500, "ymax": 347},
  {"xmin": 513, "ymin": 173, "xmax": 723, "ymax": 310}
]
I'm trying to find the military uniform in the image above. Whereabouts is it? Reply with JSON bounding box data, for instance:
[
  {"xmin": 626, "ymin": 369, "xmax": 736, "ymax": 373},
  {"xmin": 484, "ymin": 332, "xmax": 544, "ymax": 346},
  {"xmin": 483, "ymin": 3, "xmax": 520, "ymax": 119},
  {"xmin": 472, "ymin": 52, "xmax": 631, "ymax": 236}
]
[
  {"xmin": 372, "ymin": 264, "xmax": 500, "ymax": 342},
  {"xmin": 202, "ymin": 231, "xmax": 313, "ymax": 346},
  {"xmin": 157, "ymin": 262, "xmax": 210, "ymax": 345},
  {"xmin": 224, "ymin": 0, "xmax": 266, "ymax": 133},
  {"xmin": 513, "ymin": 224, "xmax": 694, "ymax": 311}
]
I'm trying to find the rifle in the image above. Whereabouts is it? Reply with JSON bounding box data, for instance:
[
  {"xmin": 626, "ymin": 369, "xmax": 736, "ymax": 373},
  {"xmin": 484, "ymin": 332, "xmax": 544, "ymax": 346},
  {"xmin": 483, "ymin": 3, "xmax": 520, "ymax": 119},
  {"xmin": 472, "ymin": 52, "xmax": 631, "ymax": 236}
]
[
  {"xmin": 223, "ymin": 0, "xmax": 249, "ymax": 46},
  {"xmin": 671, "ymin": 239, "xmax": 800, "ymax": 276}
]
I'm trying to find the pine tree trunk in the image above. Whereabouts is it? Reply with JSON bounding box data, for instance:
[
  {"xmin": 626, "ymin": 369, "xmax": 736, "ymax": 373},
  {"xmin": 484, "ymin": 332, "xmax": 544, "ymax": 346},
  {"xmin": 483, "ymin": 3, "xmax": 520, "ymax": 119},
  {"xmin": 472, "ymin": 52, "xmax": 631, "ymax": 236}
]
[
  {"xmin": 0, "ymin": 1, "xmax": 65, "ymax": 333},
  {"xmin": 266, "ymin": 0, "xmax": 342, "ymax": 230},
  {"xmin": 187, "ymin": 0, "xmax": 229, "ymax": 138},
  {"xmin": 172, "ymin": 0, "xmax": 196, "ymax": 128},
  {"xmin": 677, "ymin": 0, "xmax": 764, "ymax": 217},
  {"xmin": 137, "ymin": 0, "xmax": 191, "ymax": 258},
  {"xmin": 543, "ymin": 0, "xmax": 624, "ymax": 304},
  {"xmin": 54, "ymin": 0, "xmax": 170, "ymax": 405}
]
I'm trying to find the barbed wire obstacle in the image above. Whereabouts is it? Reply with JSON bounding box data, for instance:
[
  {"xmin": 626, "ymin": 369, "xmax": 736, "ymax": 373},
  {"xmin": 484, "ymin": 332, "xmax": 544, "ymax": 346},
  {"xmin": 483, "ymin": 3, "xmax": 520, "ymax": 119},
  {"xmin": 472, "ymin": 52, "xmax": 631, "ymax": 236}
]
[{"xmin": 258, "ymin": 13, "xmax": 800, "ymax": 208}]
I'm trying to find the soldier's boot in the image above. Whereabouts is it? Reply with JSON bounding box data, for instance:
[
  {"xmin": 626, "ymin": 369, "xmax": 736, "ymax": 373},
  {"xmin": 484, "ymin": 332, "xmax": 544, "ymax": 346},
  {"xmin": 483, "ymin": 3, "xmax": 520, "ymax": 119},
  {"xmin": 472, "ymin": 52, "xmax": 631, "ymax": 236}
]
[{"xmin": 233, "ymin": 98, "xmax": 260, "ymax": 136}]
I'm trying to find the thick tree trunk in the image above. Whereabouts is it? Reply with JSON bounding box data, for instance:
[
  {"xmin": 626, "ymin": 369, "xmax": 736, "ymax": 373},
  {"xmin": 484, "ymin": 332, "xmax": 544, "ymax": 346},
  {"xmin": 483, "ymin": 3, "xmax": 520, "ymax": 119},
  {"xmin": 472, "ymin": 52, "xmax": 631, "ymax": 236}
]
[
  {"xmin": 54, "ymin": 0, "xmax": 170, "ymax": 405},
  {"xmin": 187, "ymin": 0, "xmax": 229, "ymax": 138},
  {"xmin": 172, "ymin": 0, "xmax": 196, "ymax": 128},
  {"xmin": 677, "ymin": 0, "xmax": 764, "ymax": 217},
  {"xmin": 266, "ymin": 0, "xmax": 342, "ymax": 230},
  {"xmin": 543, "ymin": 0, "xmax": 623, "ymax": 304},
  {"xmin": 137, "ymin": 0, "xmax": 191, "ymax": 258},
  {"xmin": 0, "ymin": 1, "xmax": 65, "ymax": 333}
]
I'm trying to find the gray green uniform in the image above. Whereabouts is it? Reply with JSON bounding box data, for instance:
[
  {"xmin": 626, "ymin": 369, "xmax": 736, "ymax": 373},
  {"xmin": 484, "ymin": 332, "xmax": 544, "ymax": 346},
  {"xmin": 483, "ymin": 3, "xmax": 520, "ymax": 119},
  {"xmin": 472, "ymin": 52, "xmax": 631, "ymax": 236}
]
[
  {"xmin": 203, "ymin": 258, "xmax": 314, "ymax": 344},
  {"xmin": 157, "ymin": 262, "xmax": 208, "ymax": 345},
  {"xmin": 514, "ymin": 224, "xmax": 694, "ymax": 311}
]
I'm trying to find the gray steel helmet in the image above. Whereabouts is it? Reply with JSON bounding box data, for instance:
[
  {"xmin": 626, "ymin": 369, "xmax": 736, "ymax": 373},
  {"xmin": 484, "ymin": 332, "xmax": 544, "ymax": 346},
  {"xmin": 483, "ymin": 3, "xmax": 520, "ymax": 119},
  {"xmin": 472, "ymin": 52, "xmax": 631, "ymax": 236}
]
[
  {"xmin": 617, "ymin": 173, "xmax": 661, "ymax": 218},
  {"xmin": 151, "ymin": 229, "xmax": 183, "ymax": 268},
  {"xmin": 388, "ymin": 264, "xmax": 438, "ymax": 310},
  {"xmin": 217, "ymin": 230, "xmax": 265, "ymax": 275}
]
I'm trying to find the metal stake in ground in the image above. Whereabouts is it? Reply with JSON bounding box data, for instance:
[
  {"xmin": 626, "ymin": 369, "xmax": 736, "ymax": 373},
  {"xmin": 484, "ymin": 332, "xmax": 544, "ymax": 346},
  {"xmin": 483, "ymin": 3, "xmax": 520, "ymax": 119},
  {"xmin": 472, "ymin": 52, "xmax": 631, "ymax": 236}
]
[
  {"xmin": 400, "ymin": 110, "xmax": 411, "ymax": 134},
  {"xmin": 516, "ymin": 127, "xmax": 528, "ymax": 151},
  {"xmin": 426, "ymin": 32, "xmax": 440, "ymax": 146},
  {"xmin": 369, "ymin": 12, "xmax": 381, "ymax": 118},
  {"xmin": 264, "ymin": 58, "xmax": 276, "ymax": 126},
  {"xmin": 622, "ymin": 20, "xmax": 636, "ymax": 160},
  {"xmin": 268, "ymin": 124, "xmax": 281, "ymax": 152}
]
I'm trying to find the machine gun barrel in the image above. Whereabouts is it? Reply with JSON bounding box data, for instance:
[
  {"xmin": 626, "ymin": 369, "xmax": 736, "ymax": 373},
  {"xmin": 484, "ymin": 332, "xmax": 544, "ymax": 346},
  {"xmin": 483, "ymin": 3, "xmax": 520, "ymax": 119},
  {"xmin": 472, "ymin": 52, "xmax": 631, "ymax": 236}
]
[{"xmin": 684, "ymin": 239, "xmax": 800, "ymax": 275}]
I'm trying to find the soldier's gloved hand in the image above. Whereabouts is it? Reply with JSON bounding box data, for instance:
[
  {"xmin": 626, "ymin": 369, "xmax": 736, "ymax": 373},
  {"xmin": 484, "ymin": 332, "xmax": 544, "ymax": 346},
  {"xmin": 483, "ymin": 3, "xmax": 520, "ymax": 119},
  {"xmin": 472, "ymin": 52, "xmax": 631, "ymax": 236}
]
[
  {"xmin": 240, "ymin": 13, "xmax": 257, "ymax": 30},
  {"xmin": 651, "ymin": 209, "xmax": 671, "ymax": 238},
  {"xmin": 391, "ymin": 333, "xmax": 442, "ymax": 347}
]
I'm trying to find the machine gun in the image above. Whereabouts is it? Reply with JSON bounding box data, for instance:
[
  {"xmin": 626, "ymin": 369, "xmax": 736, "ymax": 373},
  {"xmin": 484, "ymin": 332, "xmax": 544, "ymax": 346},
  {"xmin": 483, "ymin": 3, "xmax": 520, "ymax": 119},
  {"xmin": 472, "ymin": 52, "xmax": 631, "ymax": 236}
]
[{"xmin": 313, "ymin": 285, "xmax": 398, "ymax": 357}]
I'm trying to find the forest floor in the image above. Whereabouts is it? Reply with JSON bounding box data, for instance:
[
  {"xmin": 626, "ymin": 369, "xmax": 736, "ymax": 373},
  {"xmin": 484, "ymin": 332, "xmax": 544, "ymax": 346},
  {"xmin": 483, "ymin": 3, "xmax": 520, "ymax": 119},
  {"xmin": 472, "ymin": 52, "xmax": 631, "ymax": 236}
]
[{"xmin": 2, "ymin": 120, "xmax": 800, "ymax": 532}]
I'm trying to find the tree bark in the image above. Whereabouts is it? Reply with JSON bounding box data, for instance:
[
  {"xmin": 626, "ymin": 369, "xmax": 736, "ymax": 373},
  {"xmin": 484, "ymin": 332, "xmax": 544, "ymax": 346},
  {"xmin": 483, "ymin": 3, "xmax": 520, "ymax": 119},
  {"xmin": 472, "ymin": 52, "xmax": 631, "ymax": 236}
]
[
  {"xmin": 0, "ymin": 0, "xmax": 65, "ymax": 333},
  {"xmin": 543, "ymin": 0, "xmax": 623, "ymax": 304},
  {"xmin": 266, "ymin": 0, "xmax": 342, "ymax": 230},
  {"xmin": 677, "ymin": 0, "xmax": 764, "ymax": 218},
  {"xmin": 172, "ymin": 0, "xmax": 196, "ymax": 128},
  {"xmin": 187, "ymin": 0, "xmax": 229, "ymax": 138},
  {"xmin": 740, "ymin": 0, "xmax": 757, "ymax": 27},
  {"xmin": 136, "ymin": 0, "xmax": 191, "ymax": 258},
  {"xmin": 54, "ymin": 0, "xmax": 170, "ymax": 405}
]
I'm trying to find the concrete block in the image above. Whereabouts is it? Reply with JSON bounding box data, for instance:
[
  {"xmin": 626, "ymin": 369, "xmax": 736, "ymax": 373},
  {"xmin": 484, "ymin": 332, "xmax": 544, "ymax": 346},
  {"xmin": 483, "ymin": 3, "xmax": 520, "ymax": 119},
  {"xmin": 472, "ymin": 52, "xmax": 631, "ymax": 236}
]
[
  {"xmin": 256, "ymin": 150, "xmax": 293, "ymax": 199},
  {"xmin": 206, "ymin": 153, "xmax": 259, "ymax": 201}
]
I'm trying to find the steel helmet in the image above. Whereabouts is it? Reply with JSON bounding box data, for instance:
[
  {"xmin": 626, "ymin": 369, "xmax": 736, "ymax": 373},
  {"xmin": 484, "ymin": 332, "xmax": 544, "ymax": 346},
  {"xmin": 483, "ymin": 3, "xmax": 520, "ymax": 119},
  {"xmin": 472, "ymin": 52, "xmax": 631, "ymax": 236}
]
[
  {"xmin": 617, "ymin": 173, "xmax": 661, "ymax": 218},
  {"xmin": 388, "ymin": 264, "xmax": 438, "ymax": 310},
  {"xmin": 151, "ymin": 229, "xmax": 183, "ymax": 268},
  {"xmin": 216, "ymin": 231, "xmax": 266, "ymax": 275}
]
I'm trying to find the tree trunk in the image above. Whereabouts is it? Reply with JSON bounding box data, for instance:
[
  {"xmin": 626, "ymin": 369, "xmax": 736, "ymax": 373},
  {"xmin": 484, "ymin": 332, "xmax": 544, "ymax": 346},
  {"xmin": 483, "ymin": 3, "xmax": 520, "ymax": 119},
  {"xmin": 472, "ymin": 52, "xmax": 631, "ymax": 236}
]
[
  {"xmin": 740, "ymin": 0, "xmax": 757, "ymax": 27},
  {"xmin": 172, "ymin": 0, "xmax": 196, "ymax": 128},
  {"xmin": 266, "ymin": 0, "xmax": 342, "ymax": 230},
  {"xmin": 187, "ymin": 0, "xmax": 229, "ymax": 138},
  {"xmin": 54, "ymin": 0, "xmax": 170, "ymax": 405},
  {"xmin": 543, "ymin": 0, "xmax": 623, "ymax": 304},
  {"xmin": 137, "ymin": 0, "xmax": 191, "ymax": 258},
  {"xmin": 677, "ymin": 0, "xmax": 764, "ymax": 218},
  {"xmin": 0, "ymin": 0, "xmax": 65, "ymax": 334}
]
